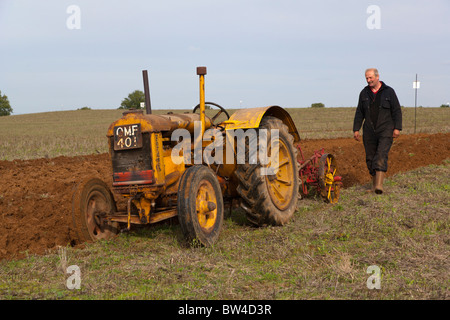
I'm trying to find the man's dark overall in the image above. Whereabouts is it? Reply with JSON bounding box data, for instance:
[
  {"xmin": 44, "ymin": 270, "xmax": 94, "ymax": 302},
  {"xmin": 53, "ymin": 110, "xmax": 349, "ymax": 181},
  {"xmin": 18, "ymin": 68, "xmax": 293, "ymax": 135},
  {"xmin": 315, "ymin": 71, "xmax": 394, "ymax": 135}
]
[{"xmin": 353, "ymin": 82, "xmax": 402, "ymax": 176}]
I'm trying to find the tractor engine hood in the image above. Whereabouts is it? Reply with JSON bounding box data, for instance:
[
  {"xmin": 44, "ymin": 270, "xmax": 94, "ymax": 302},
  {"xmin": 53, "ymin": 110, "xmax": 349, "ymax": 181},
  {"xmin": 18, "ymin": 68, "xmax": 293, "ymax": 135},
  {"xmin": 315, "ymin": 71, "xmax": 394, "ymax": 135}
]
[{"xmin": 107, "ymin": 109, "xmax": 213, "ymax": 137}]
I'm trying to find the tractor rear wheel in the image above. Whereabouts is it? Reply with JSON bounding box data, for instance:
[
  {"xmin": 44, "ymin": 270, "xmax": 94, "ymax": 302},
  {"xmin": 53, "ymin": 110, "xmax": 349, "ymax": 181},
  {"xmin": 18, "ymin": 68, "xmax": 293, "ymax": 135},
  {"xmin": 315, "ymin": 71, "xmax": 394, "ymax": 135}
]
[
  {"xmin": 177, "ymin": 165, "xmax": 224, "ymax": 246},
  {"xmin": 72, "ymin": 178, "xmax": 119, "ymax": 242},
  {"xmin": 235, "ymin": 116, "xmax": 299, "ymax": 226}
]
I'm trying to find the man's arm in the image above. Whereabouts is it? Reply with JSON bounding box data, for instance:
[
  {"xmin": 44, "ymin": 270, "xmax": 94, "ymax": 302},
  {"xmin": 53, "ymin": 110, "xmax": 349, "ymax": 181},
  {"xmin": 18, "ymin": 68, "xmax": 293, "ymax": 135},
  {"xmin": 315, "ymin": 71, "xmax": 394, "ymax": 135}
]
[
  {"xmin": 353, "ymin": 91, "xmax": 364, "ymax": 141},
  {"xmin": 390, "ymin": 89, "xmax": 402, "ymax": 132}
]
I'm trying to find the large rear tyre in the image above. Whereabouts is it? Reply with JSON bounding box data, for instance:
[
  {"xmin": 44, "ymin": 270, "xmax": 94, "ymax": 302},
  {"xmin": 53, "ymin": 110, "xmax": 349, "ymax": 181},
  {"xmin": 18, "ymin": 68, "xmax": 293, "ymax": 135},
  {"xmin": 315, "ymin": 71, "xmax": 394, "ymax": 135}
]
[
  {"xmin": 72, "ymin": 178, "xmax": 119, "ymax": 242},
  {"xmin": 235, "ymin": 116, "xmax": 299, "ymax": 226},
  {"xmin": 177, "ymin": 165, "xmax": 224, "ymax": 246}
]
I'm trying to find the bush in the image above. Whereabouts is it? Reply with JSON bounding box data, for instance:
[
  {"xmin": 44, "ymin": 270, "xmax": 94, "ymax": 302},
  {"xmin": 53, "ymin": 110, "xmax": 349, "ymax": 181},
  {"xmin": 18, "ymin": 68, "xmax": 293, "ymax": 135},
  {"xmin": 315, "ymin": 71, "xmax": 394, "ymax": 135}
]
[
  {"xmin": 0, "ymin": 90, "xmax": 13, "ymax": 116},
  {"xmin": 311, "ymin": 102, "xmax": 325, "ymax": 108},
  {"xmin": 119, "ymin": 90, "xmax": 145, "ymax": 109},
  {"xmin": 439, "ymin": 104, "xmax": 449, "ymax": 108}
]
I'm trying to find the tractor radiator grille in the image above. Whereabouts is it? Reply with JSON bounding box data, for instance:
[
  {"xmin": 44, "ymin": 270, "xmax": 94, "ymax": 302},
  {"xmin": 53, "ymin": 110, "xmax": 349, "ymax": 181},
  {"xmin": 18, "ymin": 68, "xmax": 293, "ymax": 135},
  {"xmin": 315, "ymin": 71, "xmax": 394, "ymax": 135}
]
[{"xmin": 110, "ymin": 133, "xmax": 153, "ymax": 185}]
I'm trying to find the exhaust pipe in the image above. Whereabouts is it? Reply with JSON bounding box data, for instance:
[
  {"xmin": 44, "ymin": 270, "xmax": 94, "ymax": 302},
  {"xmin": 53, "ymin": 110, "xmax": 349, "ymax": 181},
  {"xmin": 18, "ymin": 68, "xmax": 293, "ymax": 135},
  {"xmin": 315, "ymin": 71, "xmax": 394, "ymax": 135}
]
[{"xmin": 142, "ymin": 70, "xmax": 152, "ymax": 114}]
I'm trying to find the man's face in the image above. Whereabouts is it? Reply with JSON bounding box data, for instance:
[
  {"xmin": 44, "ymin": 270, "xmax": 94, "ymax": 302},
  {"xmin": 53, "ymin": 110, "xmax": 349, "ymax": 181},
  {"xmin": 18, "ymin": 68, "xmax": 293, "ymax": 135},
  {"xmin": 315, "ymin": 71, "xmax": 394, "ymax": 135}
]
[{"xmin": 365, "ymin": 71, "xmax": 379, "ymax": 88}]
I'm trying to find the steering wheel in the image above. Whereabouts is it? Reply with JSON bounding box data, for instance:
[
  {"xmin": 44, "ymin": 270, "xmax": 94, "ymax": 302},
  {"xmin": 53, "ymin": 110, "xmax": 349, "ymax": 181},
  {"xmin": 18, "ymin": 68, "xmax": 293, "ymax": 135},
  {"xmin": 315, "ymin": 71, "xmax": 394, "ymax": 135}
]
[{"xmin": 193, "ymin": 102, "xmax": 230, "ymax": 126}]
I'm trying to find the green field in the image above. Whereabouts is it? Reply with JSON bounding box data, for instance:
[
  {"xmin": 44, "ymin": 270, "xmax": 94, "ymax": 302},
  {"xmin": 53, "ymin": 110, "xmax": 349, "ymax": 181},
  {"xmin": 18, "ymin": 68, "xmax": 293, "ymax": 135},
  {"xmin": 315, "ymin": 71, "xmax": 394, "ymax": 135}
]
[{"xmin": 0, "ymin": 107, "xmax": 448, "ymax": 160}]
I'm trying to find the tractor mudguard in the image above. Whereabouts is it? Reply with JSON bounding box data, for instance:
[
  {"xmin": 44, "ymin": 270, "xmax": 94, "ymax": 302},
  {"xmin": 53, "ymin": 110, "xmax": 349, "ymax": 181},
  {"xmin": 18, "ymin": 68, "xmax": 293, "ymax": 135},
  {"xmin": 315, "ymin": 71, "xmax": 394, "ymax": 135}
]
[{"xmin": 222, "ymin": 106, "xmax": 300, "ymax": 143}]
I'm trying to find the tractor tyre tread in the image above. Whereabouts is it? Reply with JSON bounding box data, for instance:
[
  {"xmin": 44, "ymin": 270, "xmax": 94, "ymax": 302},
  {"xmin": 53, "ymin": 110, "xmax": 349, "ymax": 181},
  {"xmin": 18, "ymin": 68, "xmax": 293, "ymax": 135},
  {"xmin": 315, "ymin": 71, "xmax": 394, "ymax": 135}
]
[
  {"xmin": 234, "ymin": 116, "xmax": 300, "ymax": 227},
  {"xmin": 177, "ymin": 165, "xmax": 224, "ymax": 247}
]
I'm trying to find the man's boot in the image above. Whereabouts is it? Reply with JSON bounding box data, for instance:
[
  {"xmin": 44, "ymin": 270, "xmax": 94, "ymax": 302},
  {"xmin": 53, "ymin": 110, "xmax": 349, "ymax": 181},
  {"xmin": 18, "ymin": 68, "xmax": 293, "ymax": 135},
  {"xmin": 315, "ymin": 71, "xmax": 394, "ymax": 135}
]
[
  {"xmin": 366, "ymin": 175, "xmax": 376, "ymax": 193},
  {"xmin": 374, "ymin": 171, "xmax": 385, "ymax": 194}
]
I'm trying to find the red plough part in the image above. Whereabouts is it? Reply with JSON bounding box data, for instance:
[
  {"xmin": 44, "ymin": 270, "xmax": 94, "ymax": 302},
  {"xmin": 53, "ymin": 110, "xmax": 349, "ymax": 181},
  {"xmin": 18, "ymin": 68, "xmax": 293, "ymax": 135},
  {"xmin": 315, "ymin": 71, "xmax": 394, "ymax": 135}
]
[{"xmin": 297, "ymin": 145, "xmax": 343, "ymax": 203}]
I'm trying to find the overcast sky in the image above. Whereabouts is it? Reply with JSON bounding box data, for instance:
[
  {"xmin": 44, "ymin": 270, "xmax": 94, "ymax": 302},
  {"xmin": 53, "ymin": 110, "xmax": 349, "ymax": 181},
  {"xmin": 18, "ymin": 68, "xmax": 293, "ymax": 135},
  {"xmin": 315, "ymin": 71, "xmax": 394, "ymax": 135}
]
[{"xmin": 1, "ymin": 0, "xmax": 449, "ymax": 114}]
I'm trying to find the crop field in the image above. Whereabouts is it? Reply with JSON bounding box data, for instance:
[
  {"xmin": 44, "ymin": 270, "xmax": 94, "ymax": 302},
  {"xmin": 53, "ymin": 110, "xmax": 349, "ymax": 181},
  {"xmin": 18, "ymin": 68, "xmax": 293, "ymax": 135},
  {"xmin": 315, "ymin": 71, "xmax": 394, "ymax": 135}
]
[
  {"xmin": 0, "ymin": 107, "xmax": 448, "ymax": 161},
  {"xmin": 0, "ymin": 106, "xmax": 449, "ymax": 301}
]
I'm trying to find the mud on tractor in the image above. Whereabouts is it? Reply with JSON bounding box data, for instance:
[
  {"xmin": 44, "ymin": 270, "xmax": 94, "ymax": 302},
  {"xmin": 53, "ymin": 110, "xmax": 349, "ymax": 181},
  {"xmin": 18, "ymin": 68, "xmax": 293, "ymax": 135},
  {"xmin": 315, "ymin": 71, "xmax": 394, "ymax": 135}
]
[{"xmin": 72, "ymin": 67, "xmax": 342, "ymax": 246}]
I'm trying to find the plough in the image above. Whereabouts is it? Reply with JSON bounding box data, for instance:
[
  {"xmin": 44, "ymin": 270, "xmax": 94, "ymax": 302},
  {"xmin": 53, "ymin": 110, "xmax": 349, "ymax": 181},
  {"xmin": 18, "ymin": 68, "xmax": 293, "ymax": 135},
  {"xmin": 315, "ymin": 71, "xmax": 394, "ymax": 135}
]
[{"xmin": 297, "ymin": 145, "xmax": 342, "ymax": 203}]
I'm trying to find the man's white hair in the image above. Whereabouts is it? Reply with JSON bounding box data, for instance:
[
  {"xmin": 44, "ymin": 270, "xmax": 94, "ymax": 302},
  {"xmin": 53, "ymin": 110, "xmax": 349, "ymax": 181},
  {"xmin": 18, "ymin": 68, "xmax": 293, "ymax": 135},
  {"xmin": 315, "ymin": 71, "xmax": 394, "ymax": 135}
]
[{"xmin": 365, "ymin": 68, "xmax": 379, "ymax": 77}]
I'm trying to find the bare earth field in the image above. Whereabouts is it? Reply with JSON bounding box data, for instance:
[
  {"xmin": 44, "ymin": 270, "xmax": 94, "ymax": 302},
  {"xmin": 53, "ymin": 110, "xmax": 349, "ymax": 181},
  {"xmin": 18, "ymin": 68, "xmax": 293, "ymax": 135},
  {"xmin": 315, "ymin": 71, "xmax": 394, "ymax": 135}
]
[{"xmin": 0, "ymin": 132, "xmax": 449, "ymax": 261}]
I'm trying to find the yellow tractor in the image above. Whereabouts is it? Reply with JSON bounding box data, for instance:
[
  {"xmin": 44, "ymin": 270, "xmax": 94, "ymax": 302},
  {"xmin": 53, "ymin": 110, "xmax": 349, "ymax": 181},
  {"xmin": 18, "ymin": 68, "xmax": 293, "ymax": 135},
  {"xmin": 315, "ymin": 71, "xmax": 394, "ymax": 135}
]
[{"xmin": 72, "ymin": 66, "xmax": 302, "ymax": 246}]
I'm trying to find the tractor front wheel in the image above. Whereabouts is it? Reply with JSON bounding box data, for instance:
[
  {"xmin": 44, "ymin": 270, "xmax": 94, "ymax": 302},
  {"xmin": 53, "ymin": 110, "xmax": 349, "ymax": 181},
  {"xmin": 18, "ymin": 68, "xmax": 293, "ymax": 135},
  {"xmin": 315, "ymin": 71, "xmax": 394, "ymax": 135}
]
[
  {"xmin": 177, "ymin": 165, "xmax": 224, "ymax": 246},
  {"xmin": 71, "ymin": 178, "xmax": 119, "ymax": 242}
]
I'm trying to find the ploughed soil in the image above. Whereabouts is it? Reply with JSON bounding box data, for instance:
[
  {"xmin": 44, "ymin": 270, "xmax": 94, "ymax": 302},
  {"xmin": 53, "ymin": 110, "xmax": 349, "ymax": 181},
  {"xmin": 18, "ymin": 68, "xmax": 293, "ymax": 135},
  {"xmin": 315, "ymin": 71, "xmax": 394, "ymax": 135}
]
[{"xmin": 0, "ymin": 133, "xmax": 449, "ymax": 261}]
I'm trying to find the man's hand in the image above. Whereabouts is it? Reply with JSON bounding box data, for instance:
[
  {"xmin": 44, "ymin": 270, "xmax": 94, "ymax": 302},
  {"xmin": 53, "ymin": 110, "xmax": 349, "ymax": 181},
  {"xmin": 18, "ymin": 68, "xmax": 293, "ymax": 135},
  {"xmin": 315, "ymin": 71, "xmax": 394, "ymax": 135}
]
[
  {"xmin": 393, "ymin": 129, "xmax": 400, "ymax": 138},
  {"xmin": 353, "ymin": 131, "xmax": 361, "ymax": 142}
]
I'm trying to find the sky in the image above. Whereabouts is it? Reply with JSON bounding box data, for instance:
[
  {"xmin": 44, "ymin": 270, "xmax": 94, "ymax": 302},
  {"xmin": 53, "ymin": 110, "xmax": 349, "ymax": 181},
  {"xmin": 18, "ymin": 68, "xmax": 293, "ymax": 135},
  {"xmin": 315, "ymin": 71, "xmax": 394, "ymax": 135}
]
[{"xmin": 1, "ymin": 0, "xmax": 449, "ymax": 115}]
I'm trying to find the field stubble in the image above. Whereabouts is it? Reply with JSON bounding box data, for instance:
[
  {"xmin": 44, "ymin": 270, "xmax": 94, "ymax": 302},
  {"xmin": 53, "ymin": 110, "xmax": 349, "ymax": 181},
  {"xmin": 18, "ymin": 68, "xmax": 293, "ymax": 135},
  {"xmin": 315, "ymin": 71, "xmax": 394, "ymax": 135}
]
[
  {"xmin": 0, "ymin": 163, "xmax": 448, "ymax": 300},
  {"xmin": 0, "ymin": 107, "xmax": 448, "ymax": 160}
]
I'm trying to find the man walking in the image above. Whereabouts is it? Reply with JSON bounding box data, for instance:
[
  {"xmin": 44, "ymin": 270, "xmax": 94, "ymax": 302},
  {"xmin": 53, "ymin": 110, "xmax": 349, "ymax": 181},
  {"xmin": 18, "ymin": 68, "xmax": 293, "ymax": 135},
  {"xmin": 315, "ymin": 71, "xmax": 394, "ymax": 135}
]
[{"xmin": 353, "ymin": 68, "xmax": 402, "ymax": 194}]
